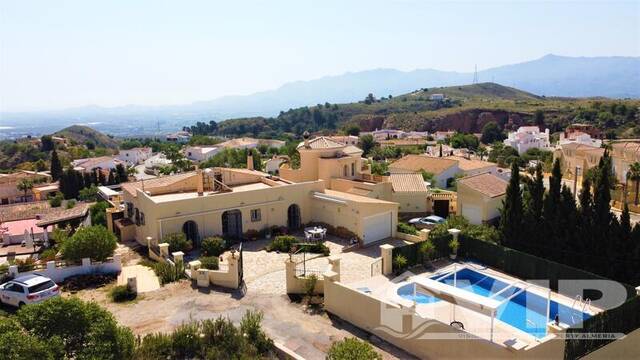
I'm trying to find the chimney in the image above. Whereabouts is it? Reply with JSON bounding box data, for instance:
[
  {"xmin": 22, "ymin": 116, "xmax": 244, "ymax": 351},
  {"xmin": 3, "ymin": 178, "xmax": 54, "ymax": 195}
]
[
  {"xmin": 247, "ymin": 152, "xmax": 254, "ymax": 171},
  {"xmin": 197, "ymin": 169, "xmax": 204, "ymax": 196},
  {"xmin": 303, "ymin": 131, "xmax": 310, "ymax": 148}
]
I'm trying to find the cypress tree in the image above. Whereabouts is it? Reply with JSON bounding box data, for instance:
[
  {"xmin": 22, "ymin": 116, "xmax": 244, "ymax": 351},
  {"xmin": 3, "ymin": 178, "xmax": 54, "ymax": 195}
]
[
  {"xmin": 50, "ymin": 149, "xmax": 63, "ymax": 181},
  {"xmin": 529, "ymin": 163, "xmax": 545, "ymax": 220},
  {"xmin": 108, "ymin": 169, "xmax": 116, "ymax": 185},
  {"xmin": 593, "ymin": 151, "xmax": 613, "ymax": 229},
  {"xmin": 83, "ymin": 172, "xmax": 93, "ymax": 188},
  {"xmin": 499, "ymin": 161, "xmax": 523, "ymax": 247},
  {"xmin": 542, "ymin": 158, "xmax": 562, "ymax": 252},
  {"xmin": 557, "ymin": 185, "xmax": 578, "ymax": 262},
  {"xmin": 115, "ymin": 164, "xmax": 128, "ymax": 183},
  {"xmin": 98, "ymin": 170, "xmax": 107, "ymax": 186},
  {"xmin": 91, "ymin": 169, "xmax": 99, "ymax": 186}
]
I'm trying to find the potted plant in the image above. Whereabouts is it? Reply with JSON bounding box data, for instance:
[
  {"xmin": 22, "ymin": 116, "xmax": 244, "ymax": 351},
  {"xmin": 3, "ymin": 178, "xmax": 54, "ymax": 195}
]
[
  {"xmin": 449, "ymin": 237, "xmax": 459, "ymax": 260},
  {"xmin": 393, "ymin": 254, "xmax": 408, "ymax": 275},
  {"xmin": 418, "ymin": 240, "xmax": 436, "ymax": 268},
  {"xmin": 264, "ymin": 227, "xmax": 272, "ymax": 240}
]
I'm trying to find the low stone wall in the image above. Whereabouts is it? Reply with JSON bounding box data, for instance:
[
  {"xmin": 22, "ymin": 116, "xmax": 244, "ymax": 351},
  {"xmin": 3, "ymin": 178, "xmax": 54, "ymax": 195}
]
[
  {"xmin": 190, "ymin": 252, "xmax": 240, "ymax": 289},
  {"xmin": 396, "ymin": 229, "xmax": 429, "ymax": 243},
  {"xmin": 284, "ymin": 257, "xmax": 340, "ymax": 295},
  {"xmin": 7, "ymin": 255, "xmax": 122, "ymax": 283}
]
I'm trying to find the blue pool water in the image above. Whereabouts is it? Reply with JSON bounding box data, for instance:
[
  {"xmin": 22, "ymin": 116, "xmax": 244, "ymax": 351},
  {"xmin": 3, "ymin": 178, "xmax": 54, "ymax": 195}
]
[{"xmin": 397, "ymin": 268, "xmax": 591, "ymax": 339}]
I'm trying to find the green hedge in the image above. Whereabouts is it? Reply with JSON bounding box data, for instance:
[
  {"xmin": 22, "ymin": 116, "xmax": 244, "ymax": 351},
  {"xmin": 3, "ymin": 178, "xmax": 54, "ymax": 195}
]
[{"xmin": 564, "ymin": 296, "xmax": 640, "ymax": 359}]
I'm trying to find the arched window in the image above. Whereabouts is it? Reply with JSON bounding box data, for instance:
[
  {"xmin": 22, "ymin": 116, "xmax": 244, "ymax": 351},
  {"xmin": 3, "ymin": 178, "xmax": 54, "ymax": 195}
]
[{"xmin": 343, "ymin": 165, "xmax": 348, "ymax": 177}]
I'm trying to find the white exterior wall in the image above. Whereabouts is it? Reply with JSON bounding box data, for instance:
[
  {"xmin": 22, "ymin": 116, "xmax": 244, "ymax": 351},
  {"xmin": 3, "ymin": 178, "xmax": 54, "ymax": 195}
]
[{"xmin": 504, "ymin": 127, "xmax": 551, "ymax": 155}]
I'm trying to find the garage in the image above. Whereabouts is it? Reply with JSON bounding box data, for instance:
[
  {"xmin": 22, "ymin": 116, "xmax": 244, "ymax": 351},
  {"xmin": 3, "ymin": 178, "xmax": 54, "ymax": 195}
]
[
  {"xmin": 461, "ymin": 204, "xmax": 483, "ymax": 225},
  {"xmin": 362, "ymin": 211, "xmax": 392, "ymax": 245}
]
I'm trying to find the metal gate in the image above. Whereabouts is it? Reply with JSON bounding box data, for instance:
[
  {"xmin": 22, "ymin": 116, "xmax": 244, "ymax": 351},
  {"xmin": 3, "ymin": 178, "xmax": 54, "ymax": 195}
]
[
  {"xmin": 371, "ymin": 257, "xmax": 383, "ymax": 277},
  {"xmin": 237, "ymin": 242, "xmax": 243, "ymax": 287}
]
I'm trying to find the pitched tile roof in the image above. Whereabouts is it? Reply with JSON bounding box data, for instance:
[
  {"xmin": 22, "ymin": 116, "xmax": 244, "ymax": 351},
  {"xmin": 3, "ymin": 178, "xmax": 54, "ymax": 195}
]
[
  {"xmin": 445, "ymin": 156, "xmax": 496, "ymax": 171},
  {"xmin": 458, "ymin": 172, "xmax": 508, "ymax": 198},
  {"xmin": 0, "ymin": 201, "xmax": 52, "ymax": 222},
  {"xmin": 36, "ymin": 202, "xmax": 92, "ymax": 227},
  {"xmin": 389, "ymin": 173, "xmax": 428, "ymax": 192},
  {"xmin": 297, "ymin": 137, "xmax": 345, "ymax": 150},
  {"xmin": 389, "ymin": 155, "xmax": 457, "ymax": 175}
]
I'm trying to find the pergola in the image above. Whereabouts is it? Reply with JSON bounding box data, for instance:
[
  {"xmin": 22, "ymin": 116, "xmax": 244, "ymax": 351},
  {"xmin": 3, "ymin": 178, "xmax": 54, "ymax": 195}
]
[{"xmin": 413, "ymin": 265, "xmax": 552, "ymax": 342}]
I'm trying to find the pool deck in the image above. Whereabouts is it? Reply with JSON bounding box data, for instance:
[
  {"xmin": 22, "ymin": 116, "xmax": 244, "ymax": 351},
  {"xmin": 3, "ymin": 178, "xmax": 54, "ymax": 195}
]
[{"xmin": 346, "ymin": 259, "xmax": 603, "ymax": 350}]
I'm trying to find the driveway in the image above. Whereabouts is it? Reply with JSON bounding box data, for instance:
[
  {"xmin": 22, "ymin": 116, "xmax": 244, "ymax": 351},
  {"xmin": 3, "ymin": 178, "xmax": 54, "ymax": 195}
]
[{"xmin": 72, "ymin": 237, "xmax": 416, "ymax": 359}]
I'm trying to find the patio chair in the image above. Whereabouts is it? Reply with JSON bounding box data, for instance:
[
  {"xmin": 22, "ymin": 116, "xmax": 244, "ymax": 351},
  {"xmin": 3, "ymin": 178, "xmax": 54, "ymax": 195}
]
[
  {"xmin": 305, "ymin": 232, "xmax": 312, "ymax": 242},
  {"xmin": 320, "ymin": 228, "xmax": 327, "ymax": 239}
]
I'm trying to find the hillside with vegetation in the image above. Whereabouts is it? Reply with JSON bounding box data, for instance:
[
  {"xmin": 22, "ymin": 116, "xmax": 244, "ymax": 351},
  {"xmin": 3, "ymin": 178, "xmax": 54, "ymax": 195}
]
[
  {"xmin": 208, "ymin": 83, "xmax": 640, "ymax": 140},
  {"xmin": 54, "ymin": 125, "xmax": 119, "ymax": 149}
]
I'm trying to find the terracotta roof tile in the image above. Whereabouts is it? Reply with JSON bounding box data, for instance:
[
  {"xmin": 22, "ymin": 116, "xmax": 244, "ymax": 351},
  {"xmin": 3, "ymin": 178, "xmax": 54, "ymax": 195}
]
[
  {"xmin": 389, "ymin": 155, "xmax": 457, "ymax": 175},
  {"xmin": 297, "ymin": 137, "xmax": 345, "ymax": 150},
  {"xmin": 36, "ymin": 202, "xmax": 92, "ymax": 226},
  {"xmin": 122, "ymin": 172, "xmax": 198, "ymax": 197},
  {"xmin": 389, "ymin": 173, "xmax": 428, "ymax": 192},
  {"xmin": 458, "ymin": 172, "xmax": 508, "ymax": 198}
]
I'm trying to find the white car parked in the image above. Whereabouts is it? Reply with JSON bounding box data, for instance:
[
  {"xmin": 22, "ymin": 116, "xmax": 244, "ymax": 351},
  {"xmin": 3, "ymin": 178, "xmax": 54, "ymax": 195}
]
[{"xmin": 0, "ymin": 274, "xmax": 60, "ymax": 307}]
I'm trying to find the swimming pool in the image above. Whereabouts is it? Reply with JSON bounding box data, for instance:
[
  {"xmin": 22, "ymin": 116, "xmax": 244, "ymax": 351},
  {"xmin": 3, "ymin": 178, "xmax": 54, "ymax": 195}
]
[{"xmin": 397, "ymin": 267, "xmax": 591, "ymax": 339}]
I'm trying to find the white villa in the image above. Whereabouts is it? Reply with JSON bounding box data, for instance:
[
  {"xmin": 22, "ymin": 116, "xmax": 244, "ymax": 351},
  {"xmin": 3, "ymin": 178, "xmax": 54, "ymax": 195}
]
[
  {"xmin": 117, "ymin": 147, "xmax": 153, "ymax": 166},
  {"xmin": 185, "ymin": 146, "xmax": 220, "ymax": 162},
  {"xmin": 503, "ymin": 126, "xmax": 552, "ymax": 154},
  {"xmin": 559, "ymin": 131, "xmax": 603, "ymax": 148}
]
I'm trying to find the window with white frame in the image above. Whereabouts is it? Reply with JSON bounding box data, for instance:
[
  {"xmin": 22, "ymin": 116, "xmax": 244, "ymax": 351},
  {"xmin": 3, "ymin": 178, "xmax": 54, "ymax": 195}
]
[{"xmin": 250, "ymin": 209, "xmax": 261, "ymax": 222}]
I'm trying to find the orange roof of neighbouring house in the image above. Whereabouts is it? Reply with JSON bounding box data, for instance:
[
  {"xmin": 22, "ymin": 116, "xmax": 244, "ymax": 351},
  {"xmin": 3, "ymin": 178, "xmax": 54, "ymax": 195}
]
[
  {"xmin": 445, "ymin": 156, "xmax": 496, "ymax": 171},
  {"xmin": 297, "ymin": 137, "xmax": 345, "ymax": 150},
  {"xmin": 389, "ymin": 173, "xmax": 429, "ymax": 192},
  {"xmin": 389, "ymin": 155, "xmax": 457, "ymax": 175},
  {"xmin": 0, "ymin": 201, "xmax": 52, "ymax": 222},
  {"xmin": 458, "ymin": 172, "xmax": 508, "ymax": 198},
  {"xmin": 36, "ymin": 202, "xmax": 92, "ymax": 227}
]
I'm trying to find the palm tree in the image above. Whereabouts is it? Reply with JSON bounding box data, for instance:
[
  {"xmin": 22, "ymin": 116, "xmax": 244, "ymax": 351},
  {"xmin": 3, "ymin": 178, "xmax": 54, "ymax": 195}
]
[
  {"xmin": 16, "ymin": 179, "xmax": 34, "ymax": 202},
  {"xmin": 626, "ymin": 162, "xmax": 640, "ymax": 206},
  {"xmin": 477, "ymin": 146, "xmax": 488, "ymax": 161}
]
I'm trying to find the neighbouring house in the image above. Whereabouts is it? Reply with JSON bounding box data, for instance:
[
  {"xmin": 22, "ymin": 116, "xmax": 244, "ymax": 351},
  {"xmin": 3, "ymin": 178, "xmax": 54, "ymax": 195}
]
[
  {"xmin": 279, "ymin": 136, "xmax": 431, "ymax": 217},
  {"xmin": 72, "ymin": 156, "xmax": 125, "ymax": 173},
  {"xmin": 389, "ymin": 173, "xmax": 429, "ymax": 213},
  {"xmin": 117, "ymin": 147, "xmax": 153, "ymax": 165},
  {"xmin": 361, "ymin": 129, "xmax": 406, "ymax": 141},
  {"xmin": 1, "ymin": 218, "xmax": 47, "ymax": 246},
  {"xmin": 404, "ymin": 131, "xmax": 430, "ymax": 139},
  {"xmin": 456, "ymin": 172, "xmax": 508, "ymax": 225},
  {"xmin": 610, "ymin": 141, "xmax": 640, "ymax": 184},
  {"xmin": 326, "ymin": 135, "xmax": 359, "ymax": 146},
  {"xmin": 184, "ymin": 146, "xmax": 220, "ymax": 162},
  {"xmin": 429, "ymin": 93, "xmax": 445, "ymax": 101},
  {"xmin": 444, "ymin": 156, "xmax": 498, "ymax": 178},
  {"xmin": 166, "ymin": 131, "xmax": 192, "ymax": 143},
  {"xmin": 503, "ymin": 126, "xmax": 552, "ymax": 154},
  {"xmin": 109, "ymin": 166, "xmax": 398, "ymax": 247},
  {"xmin": 0, "ymin": 171, "xmax": 54, "ymax": 205},
  {"xmin": 559, "ymin": 131, "xmax": 603, "ymax": 148},
  {"xmin": 0, "ymin": 201, "xmax": 91, "ymax": 246},
  {"xmin": 144, "ymin": 153, "xmax": 172, "ymax": 171},
  {"xmin": 218, "ymin": 137, "xmax": 286, "ymax": 150},
  {"xmin": 434, "ymin": 131, "xmax": 455, "ymax": 141},
  {"xmin": 378, "ymin": 138, "xmax": 426, "ymax": 149},
  {"xmin": 389, "ymin": 155, "xmax": 459, "ymax": 188},
  {"xmin": 264, "ymin": 155, "xmax": 289, "ymax": 174},
  {"xmin": 564, "ymin": 123, "xmax": 603, "ymax": 140},
  {"xmin": 554, "ymin": 143, "xmax": 605, "ymax": 180}
]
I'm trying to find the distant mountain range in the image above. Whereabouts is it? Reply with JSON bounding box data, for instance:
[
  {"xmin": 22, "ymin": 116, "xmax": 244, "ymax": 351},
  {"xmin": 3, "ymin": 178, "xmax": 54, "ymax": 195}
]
[{"xmin": 1, "ymin": 54, "xmax": 638, "ymax": 138}]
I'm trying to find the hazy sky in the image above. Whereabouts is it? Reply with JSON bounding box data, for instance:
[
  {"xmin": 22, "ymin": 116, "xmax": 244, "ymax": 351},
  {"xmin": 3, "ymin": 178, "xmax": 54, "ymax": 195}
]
[{"xmin": 1, "ymin": 0, "xmax": 638, "ymax": 112}]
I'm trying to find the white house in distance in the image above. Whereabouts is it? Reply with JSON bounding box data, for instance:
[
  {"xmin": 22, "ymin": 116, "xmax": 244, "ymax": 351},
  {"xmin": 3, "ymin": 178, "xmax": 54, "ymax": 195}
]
[
  {"xmin": 184, "ymin": 146, "xmax": 219, "ymax": 162},
  {"xmin": 429, "ymin": 93, "xmax": 445, "ymax": 101},
  {"xmin": 166, "ymin": 131, "xmax": 192, "ymax": 143},
  {"xmin": 503, "ymin": 126, "xmax": 552, "ymax": 154},
  {"xmin": 72, "ymin": 156, "xmax": 125, "ymax": 173},
  {"xmin": 559, "ymin": 131, "xmax": 603, "ymax": 148},
  {"xmin": 326, "ymin": 135, "xmax": 359, "ymax": 146},
  {"xmin": 117, "ymin": 147, "xmax": 152, "ymax": 166}
]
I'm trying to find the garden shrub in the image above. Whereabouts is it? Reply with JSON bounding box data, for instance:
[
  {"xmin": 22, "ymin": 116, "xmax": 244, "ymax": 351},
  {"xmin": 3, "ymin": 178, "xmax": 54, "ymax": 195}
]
[
  {"xmin": 110, "ymin": 285, "xmax": 136, "ymax": 302},
  {"xmin": 201, "ymin": 236, "xmax": 225, "ymax": 256},
  {"xmin": 90, "ymin": 201, "xmax": 110, "ymax": 227},
  {"xmin": 266, "ymin": 235, "xmax": 297, "ymax": 252},
  {"xmin": 199, "ymin": 256, "xmax": 219, "ymax": 270},
  {"xmin": 48, "ymin": 192, "xmax": 63, "ymax": 208},
  {"xmin": 163, "ymin": 233, "xmax": 193, "ymax": 253},
  {"xmin": 65, "ymin": 199, "xmax": 76, "ymax": 209},
  {"xmin": 13, "ymin": 257, "xmax": 36, "ymax": 272},
  {"xmin": 39, "ymin": 248, "xmax": 58, "ymax": 262},
  {"xmin": 299, "ymin": 243, "xmax": 331, "ymax": 256},
  {"xmin": 303, "ymin": 274, "xmax": 318, "ymax": 296},
  {"xmin": 327, "ymin": 338, "xmax": 381, "ymax": 360},
  {"xmin": 153, "ymin": 260, "xmax": 186, "ymax": 285},
  {"xmin": 397, "ymin": 222, "xmax": 418, "ymax": 235},
  {"xmin": 61, "ymin": 225, "xmax": 117, "ymax": 262},
  {"xmin": 393, "ymin": 254, "xmax": 408, "ymax": 272}
]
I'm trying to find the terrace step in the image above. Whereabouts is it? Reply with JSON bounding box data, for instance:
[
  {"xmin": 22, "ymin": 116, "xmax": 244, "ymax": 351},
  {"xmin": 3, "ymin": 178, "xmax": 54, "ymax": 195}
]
[{"xmin": 117, "ymin": 265, "xmax": 161, "ymax": 293}]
